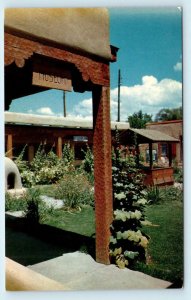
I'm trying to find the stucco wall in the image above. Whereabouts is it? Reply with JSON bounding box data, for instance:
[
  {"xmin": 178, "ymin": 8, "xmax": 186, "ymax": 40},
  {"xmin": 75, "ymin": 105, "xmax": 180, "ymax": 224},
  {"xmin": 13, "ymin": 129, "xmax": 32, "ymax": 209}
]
[{"xmin": 5, "ymin": 8, "xmax": 112, "ymax": 60}]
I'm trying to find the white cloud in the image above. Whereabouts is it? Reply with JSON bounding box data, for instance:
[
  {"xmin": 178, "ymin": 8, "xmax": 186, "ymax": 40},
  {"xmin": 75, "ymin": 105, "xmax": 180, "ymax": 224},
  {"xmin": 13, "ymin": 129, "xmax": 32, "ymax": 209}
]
[
  {"xmin": 62, "ymin": 75, "xmax": 182, "ymax": 122},
  {"xmin": 27, "ymin": 107, "xmax": 55, "ymax": 115},
  {"xmin": 36, "ymin": 107, "xmax": 55, "ymax": 115},
  {"xmin": 110, "ymin": 76, "xmax": 182, "ymax": 121},
  {"xmin": 71, "ymin": 97, "xmax": 93, "ymax": 119},
  {"xmin": 173, "ymin": 62, "xmax": 182, "ymax": 72},
  {"xmin": 142, "ymin": 75, "xmax": 158, "ymax": 85}
]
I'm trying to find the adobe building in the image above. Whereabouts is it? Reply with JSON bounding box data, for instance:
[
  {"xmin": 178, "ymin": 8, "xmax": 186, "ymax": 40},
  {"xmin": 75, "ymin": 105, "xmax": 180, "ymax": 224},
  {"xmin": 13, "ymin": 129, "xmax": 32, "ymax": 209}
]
[{"xmin": 5, "ymin": 111, "xmax": 129, "ymax": 162}]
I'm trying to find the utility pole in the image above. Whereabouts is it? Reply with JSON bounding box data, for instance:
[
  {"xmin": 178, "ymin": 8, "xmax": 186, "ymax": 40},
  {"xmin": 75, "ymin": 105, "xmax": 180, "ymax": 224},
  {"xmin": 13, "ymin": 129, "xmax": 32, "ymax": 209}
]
[
  {"xmin": 117, "ymin": 69, "xmax": 121, "ymax": 122},
  {"xmin": 63, "ymin": 91, "xmax": 66, "ymax": 117}
]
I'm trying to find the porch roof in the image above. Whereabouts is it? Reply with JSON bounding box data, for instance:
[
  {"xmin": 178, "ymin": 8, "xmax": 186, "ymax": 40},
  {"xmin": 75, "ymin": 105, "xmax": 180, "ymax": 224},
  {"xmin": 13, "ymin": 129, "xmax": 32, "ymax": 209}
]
[
  {"xmin": 5, "ymin": 112, "xmax": 130, "ymax": 131},
  {"xmin": 119, "ymin": 128, "xmax": 179, "ymax": 144}
]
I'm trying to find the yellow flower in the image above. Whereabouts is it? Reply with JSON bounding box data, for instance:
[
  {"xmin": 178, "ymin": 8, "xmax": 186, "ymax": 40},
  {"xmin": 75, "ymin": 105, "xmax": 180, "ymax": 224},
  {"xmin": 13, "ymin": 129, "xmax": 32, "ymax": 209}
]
[
  {"xmin": 113, "ymin": 247, "xmax": 122, "ymax": 256},
  {"xmin": 139, "ymin": 236, "xmax": 149, "ymax": 248},
  {"xmin": 116, "ymin": 254, "xmax": 129, "ymax": 269}
]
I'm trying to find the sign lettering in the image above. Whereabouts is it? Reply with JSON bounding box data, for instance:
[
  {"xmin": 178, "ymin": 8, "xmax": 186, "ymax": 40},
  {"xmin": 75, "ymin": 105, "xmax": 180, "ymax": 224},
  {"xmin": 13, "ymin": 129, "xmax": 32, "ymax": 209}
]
[{"xmin": 32, "ymin": 59, "xmax": 72, "ymax": 91}]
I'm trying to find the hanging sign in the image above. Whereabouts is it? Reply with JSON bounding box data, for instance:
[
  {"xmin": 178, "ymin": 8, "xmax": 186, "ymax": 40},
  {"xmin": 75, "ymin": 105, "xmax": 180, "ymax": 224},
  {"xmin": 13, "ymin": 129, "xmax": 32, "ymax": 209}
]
[{"xmin": 32, "ymin": 58, "xmax": 72, "ymax": 91}]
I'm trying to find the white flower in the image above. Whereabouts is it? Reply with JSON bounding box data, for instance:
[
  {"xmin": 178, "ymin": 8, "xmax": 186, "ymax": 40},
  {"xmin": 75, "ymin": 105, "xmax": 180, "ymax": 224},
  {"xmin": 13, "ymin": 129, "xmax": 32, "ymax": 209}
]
[
  {"xmin": 137, "ymin": 198, "xmax": 147, "ymax": 205},
  {"xmin": 114, "ymin": 210, "xmax": 126, "ymax": 222},
  {"xmin": 110, "ymin": 236, "xmax": 117, "ymax": 244},
  {"xmin": 116, "ymin": 231, "xmax": 123, "ymax": 239},
  {"xmin": 112, "ymin": 167, "xmax": 118, "ymax": 171},
  {"xmin": 124, "ymin": 250, "xmax": 139, "ymax": 259},
  {"xmin": 131, "ymin": 210, "xmax": 142, "ymax": 220},
  {"xmin": 115, "ymin": 182, "xmax": 124, "ymax": 187},
  {"xmin": 114, "ymin": 192, "xmax": 126, "ymax": 200},
  {"xmin": 112, "ymin": 247, "xmax": 122, "ymax": 256},
  {"xmin": 141, "ymin": 190, "xmax": 148, "ymax": 196}
]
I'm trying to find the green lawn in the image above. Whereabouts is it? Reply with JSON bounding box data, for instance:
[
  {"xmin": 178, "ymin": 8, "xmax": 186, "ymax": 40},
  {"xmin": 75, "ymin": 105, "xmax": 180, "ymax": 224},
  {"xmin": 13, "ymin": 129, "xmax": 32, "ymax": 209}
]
[
  {"xmin": 43, "ymin": 206, "xmax": 95, "ymax": 237},
  {"xmin": 134, "ymin": 201, "xmax": 183, "ymax": 282}
]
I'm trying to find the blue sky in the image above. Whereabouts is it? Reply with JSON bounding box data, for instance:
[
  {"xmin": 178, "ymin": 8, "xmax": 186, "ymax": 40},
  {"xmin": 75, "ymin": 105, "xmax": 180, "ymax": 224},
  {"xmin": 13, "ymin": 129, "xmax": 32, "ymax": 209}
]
[{"xmin": 9, "ymin": 7, "xmax": 182, "ymax": 121}]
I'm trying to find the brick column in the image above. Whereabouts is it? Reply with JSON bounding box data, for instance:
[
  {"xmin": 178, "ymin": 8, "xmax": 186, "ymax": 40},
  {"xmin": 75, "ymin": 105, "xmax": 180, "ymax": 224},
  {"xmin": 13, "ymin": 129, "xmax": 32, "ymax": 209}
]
[
  {"xmin": 92, "ymin": 85, "xmax": 113, "ymax": 264},
  {"xmin": 6, "ymin": 134, "xmax": 13, "ymax": 159}
]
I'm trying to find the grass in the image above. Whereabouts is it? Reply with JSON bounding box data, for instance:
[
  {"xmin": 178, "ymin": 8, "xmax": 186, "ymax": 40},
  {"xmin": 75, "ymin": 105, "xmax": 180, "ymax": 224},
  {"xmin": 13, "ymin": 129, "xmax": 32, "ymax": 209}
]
[
  {"xmin": 43, "ymin": 206, "xmax": 95, "ymax": 237},
  {"xmin": 134, "ymin": 200, "xmax": 183, "ymax": 283}
]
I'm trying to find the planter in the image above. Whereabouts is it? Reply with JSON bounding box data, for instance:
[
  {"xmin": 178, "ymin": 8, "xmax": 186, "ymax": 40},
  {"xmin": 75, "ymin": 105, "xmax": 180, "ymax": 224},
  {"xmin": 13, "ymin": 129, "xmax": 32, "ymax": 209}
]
[{"xmin": 141, "ymin": 167, "xmax": 174, "ymax": 186}]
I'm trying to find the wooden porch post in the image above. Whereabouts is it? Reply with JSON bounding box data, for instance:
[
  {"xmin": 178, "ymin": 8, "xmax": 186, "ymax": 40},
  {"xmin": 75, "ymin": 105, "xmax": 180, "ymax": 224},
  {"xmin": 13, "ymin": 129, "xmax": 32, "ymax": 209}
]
[
  {"xmin": 136, "ymin": 143, "xmax": 140, "ymax": 167},
  {"xmin": 168, "ymin": 143, "xmax": 172, "ymax": 167},
  {"xmin": 149, "ymin": 142, "xmax": 153, "ymax": 169},
  {"xmin": 56, "ymin": 137, "xmax": 63, "ymax": 159},
  {"xmin": 92, "ymin": 85, "xmax": 113, "ymax": 265},
  {"xmin": 28, "ymin": 145, "xmax": 35, "ymax": 162},
  {"xmin": 7, "ymin": 134, "xmax": 13, "ymax": 159}
]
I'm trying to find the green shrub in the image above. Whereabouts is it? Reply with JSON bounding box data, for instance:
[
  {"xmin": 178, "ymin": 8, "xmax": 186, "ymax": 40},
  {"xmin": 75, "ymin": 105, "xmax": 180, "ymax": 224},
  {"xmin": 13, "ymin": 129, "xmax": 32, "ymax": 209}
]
[
  {"xmin": 15, "ymin": 144, "xmax": 75, "ymax": 187},
  {"xmin": 62, "ymin": 143, "xmax": 75, "ymax": 166},
  {"xmin": 5, "ymin": 192, "xmax": 27, "ymax": 212},
  {"xmin": 174, "ymin": 167, "xmax": 183, "ymax": 183},
  {"xmin": 147, "ymin": 185, "xmax": 183, "ymax": 205},
  {"xmin": 54, "ymin": 171, "xmax": 94, "ymax": 210},
  {"xmin": 110, "ymin": 143, "xmax": 149, "ymax": 269},
  {"xmin": 81, "ymin": 145, "xmax": 94, "ymax": 174},
  {"xmin": 160, "ymin": 186, "xmax": 183, "ymax": 203},
  {"xmin": 24, "ymin": 189, "xmax": 53, "ymax": 225},
  {"xmin": 147, "ymin": 186, "xmax": 162, "ymax": 205}
]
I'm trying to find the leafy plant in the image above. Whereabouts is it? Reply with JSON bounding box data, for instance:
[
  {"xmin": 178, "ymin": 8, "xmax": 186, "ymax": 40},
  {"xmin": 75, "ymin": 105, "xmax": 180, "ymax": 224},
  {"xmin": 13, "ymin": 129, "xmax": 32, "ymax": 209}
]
[
  {"xmin": 15, "ymin": 143, "xmax": 76, "ymax": 187},
  {"xmin": 62, "ymin": 143, "xmax": 75, "ymax": 166},
  {"xmin": 81, "ymin": 145, "xmax": 94, "ymax": 174},
  {"xmin": 24, "ymin": 189, "xmax": 41, "ymax": 225},
  {"xmin": 5, "ymin": 192, "xmax": 27, "ymax": 212},
  {"xmin": 160, "ymin": 186, "xmax": 183, "ymax": 203},
  {"xmin": 147, "ymin": 185, "xmax": 183, "ymax": 205},
  {"xmin": 24, "ymin": 188, "xmax": 54, "ymax": 225},
  {"xmin": 110, "ymin": 138, "xmax": 149, "ymax": 269},
  {"xmin": 14, "ymin": 144, "xmax": 29, "ymax": 172},
  {"xmin": 54, "ymin": 171, "xmax": 94, "ymax": 210},
  {"xmin": 147, "ymin": 186, "xmax": 162, "ymax": 205},
  {"xmin": 174, "ymin": 167, "xmax": 183, "ymax": 183}
]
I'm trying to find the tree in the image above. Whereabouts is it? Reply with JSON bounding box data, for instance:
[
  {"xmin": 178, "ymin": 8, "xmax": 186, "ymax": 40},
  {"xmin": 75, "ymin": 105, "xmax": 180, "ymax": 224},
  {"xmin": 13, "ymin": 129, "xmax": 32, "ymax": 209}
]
[
  {"xmin": 155, "ymin": 107, "xmax": 182, "ymax": 122},
  {"xmin": 128, "ymin": 110, "xmax": 152, "ymax": 128}
]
